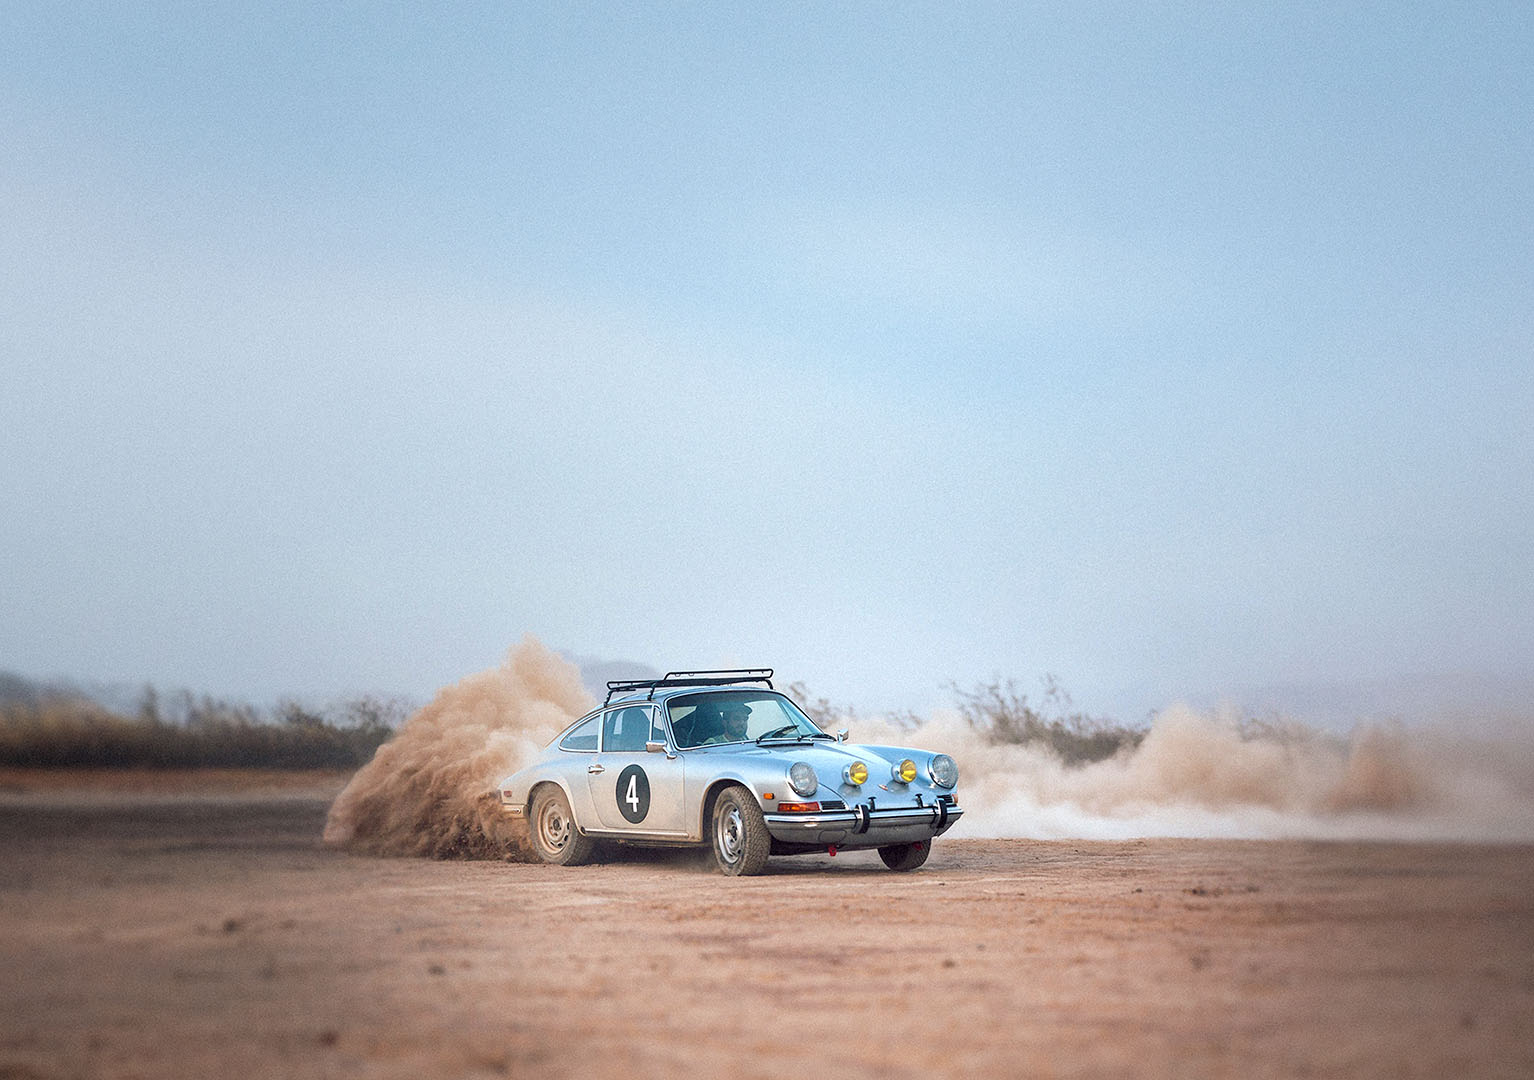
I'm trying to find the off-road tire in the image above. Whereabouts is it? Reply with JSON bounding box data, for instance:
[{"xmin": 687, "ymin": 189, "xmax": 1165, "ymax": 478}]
[
  {"xmin": 711, "ymin": 785, "xmax": 771, "ymax": 876},
  {"xmin": 529, "ymin": 787, "xmax": 596, "ymax": 866},
  {"xmin": 878, "ymin": 840, "xmax": 931, "ymax": 871}
]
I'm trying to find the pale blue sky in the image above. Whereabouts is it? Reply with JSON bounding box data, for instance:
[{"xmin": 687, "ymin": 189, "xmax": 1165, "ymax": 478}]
[{"xmin": 3, "ymin": 4, "xmax": 1531, "ymax": 718}]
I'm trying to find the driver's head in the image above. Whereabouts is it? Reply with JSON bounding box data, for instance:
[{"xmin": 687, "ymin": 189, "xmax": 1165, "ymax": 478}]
[{"xmin": 721, "ymin": 703, "xmax": 751, "ymax": 740}]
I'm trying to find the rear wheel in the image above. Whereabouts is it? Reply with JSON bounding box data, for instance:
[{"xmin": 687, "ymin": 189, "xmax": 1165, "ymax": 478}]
[
  {"xmin": 878, "ymin": 840, "xmax": 930, "ymax": 871},
  {"xmin": 529, "ymin": 787, "xmax": 596, "ymax": 866},
  {"xmin": 712, "ymin": 786, "xmax": 771, "ymax": 876}
]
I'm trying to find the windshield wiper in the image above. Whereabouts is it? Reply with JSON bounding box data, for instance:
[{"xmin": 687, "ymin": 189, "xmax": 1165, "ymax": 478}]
[
  {"xmin": 756, "ymin": 725, "xmax": 801, "ymax": 743},
  {"xmin": 756, "ymin": 726, "xmax": 837, "ymax": 744}
]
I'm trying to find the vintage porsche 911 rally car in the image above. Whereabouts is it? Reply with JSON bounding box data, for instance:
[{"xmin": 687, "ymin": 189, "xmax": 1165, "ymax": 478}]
[{"xmin": 498, "ymin": 670, "xmax": 962, "ymax": 875}]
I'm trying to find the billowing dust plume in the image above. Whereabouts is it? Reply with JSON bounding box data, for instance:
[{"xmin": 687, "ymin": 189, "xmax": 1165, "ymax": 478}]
[
  {"xmin": 327, "ymin": 636, "xmax": 1533, "ymax": 852},
  {"xmin": 851, "ymin": 705, "xmax": 1534, "ymax": 842},
  {"xmin": 323, "ymin": 635, "xmax": 591, "ymax": 858}
]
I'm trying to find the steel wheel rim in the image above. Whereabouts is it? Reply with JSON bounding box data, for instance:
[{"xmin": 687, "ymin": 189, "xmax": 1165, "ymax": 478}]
[
  {"xmin": 716, "ymin": 803, "xmax": 743, "ymax": 864},
  {"xmin": 538, "ymin": 801, "xmax": 570, "ymax": 851}
]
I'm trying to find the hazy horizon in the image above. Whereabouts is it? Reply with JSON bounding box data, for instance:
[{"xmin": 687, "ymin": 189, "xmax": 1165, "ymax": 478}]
[{"xmin": 6, "ymin": 650, "xmax": 1532, "ymax": 738}]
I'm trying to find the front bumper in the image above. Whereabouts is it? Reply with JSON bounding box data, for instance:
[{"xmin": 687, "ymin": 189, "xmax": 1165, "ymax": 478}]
[{"xmin": 763, "ymin": 798, "xmax": 962, "ymax": 848}]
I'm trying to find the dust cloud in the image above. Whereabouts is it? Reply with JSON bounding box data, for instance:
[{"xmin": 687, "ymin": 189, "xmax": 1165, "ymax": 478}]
[
  {"xmin": 326, "ymin": 636, "xmax": 1533, "ymax": 856},
  {"xmin": 855, "ymin": 705, "xmax": 1534, "ymax": 842},
  {"xmin": 323, "ymin": 636, "xmax": 590, "ymax": 858}
]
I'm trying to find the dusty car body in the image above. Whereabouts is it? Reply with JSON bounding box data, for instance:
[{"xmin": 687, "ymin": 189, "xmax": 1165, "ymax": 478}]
[{"xmin": 498, "ymin": 670, "xmax": 962, "ymax": 875}]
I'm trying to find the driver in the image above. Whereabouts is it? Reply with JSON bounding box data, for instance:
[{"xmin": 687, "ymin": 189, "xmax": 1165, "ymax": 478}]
[{"xmin": 704, "ymin": 702, "xmax": 751, "ymax": 744}]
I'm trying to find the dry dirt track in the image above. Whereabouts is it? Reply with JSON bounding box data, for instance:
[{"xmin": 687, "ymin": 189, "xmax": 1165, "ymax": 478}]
[{"xmin": 2, "ymin": 771, "xmax": 1532, "ymax": 1079}]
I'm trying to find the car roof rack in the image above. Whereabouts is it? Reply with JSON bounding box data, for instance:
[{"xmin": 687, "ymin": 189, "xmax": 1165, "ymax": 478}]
[{"xmin": 605, "ymin": 668, "xmax": 774, "ymax": 705}]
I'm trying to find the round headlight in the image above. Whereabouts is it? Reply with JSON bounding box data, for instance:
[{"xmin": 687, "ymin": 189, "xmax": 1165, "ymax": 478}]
[
  {"xmin": 892, "ymin": 758, "xmax": 918, "ymax": 783},
  {"xmin": 844, "ymin": 761, "xmax": 869, "ymax": 786},
  {"xmin": 787, "ymin": 761, "xmax": 818, "ymax": 797},
  {"xmin": 929, "ymin": 754, "xmax": 958, "ymax": 788}
]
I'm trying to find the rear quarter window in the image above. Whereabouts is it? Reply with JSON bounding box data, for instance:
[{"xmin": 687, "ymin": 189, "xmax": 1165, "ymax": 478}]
[{"xmin": 559, "ymin": 716, "xmax": 598, "ymax": 751}]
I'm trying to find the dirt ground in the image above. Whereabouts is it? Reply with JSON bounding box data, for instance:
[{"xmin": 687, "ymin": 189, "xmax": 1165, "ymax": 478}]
[{"xmin": 2, "ymin": 770, "xmax": 1532, "ymax": 1079}]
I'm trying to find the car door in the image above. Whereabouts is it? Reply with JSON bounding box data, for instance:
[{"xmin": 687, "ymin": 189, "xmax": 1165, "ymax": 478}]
[{"xmin": 585, "ymin": 705, "xmax": 686, "ymax": 834}]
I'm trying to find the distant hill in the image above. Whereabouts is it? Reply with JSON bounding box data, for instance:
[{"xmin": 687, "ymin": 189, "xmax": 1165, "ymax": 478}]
[
  {"xmin": 0, "ymin": 671, "xmax": 44, "ymax": 707},
  {"xmin": 0, "ymin": 671, "xmax": 95, "ymax": 708},
  {"xmin": 561, "ymin": 655, "xmax": 661, "ymax": 700}
]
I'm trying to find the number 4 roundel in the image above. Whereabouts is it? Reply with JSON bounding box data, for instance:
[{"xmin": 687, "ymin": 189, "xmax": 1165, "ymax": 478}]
[{"xmin": 616, "ymin": 764, "xmax": 650, "ymax": 824}]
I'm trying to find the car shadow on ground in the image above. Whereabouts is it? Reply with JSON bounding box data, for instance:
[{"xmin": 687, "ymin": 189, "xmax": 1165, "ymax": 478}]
[{"xmin": 589, "ymin": 841, "xmax": 913, "ymax": 876}]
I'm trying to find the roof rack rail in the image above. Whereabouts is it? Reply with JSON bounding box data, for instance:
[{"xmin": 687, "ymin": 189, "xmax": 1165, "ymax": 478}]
[{"xmin": 605, "ymin": 668, "xmax": 774, "ymax": 705}]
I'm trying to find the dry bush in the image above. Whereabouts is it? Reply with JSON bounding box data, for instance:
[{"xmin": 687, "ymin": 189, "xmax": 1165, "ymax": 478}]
[
  {"xmin": 950, "ymin": 676, "xmax": 1144, "ymax": 765},
  {"xmin": 785, "ymin": 676, "xmax": 1129, "ymax": 757},
  {"xmin": 785, "ymin": 681, "xmax": 922, "ymax": 732},
  {"xmin": 0, "ymin": 682, "xmax": 400, "ymax": 769}
]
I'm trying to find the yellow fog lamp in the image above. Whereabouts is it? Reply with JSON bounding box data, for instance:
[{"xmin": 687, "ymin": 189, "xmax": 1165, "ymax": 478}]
[
  {"xmin": 892, "ymin": 759, "xmax": 918, "ymax": 783},
  {"xmin": 844, "ymin": 761, "xmax": 869, "ymax": 786}
]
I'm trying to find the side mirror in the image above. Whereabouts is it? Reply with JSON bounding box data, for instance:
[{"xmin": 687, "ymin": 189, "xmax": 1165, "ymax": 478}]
[
  {"xmin": 645, "ymin": 741, "xmax": 667, "ymax": 754},
  {"xmin": 836, "ymin": 729, "xmax": 849, "ymax": 743}
]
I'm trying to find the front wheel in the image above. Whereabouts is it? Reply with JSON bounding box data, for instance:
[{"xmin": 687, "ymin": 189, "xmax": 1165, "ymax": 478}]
[
  {"xmin": 529, "ymin": 787, "xmax": 596, "ymax": 866},
  {"xmin": 878, "ymin": 840, "xmax": 930, "ymax": 871},
  {"xmin": 711, "ymin": 786, "xmax": 771, "ymax": 876}
]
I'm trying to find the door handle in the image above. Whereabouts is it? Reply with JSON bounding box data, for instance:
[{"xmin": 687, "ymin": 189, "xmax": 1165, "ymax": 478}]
[{"xmin": 587, "ymin": 764, "xmax": 605, "ymax": 774}]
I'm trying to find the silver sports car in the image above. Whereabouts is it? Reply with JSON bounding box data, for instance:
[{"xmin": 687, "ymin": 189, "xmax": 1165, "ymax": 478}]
[{"xmin": 498, "ymin": 670, "xmax": 963, "ymax": 875}]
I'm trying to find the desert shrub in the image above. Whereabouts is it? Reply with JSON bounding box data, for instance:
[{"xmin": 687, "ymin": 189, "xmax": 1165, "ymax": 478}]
[
  {"xmin": 951, "ymin": 675, "xmax": 1143, "ymax": 765},
  {"xmin": 0, "ymin": 684, "xmax": 402, "ymax": 770},
  {"xmin": 785, "ymin": 675, "xmax": 1130, "ymax": 757},
  {"xmin": 785, "ymin": 681, "xmax": 922, "ymax": 733}
]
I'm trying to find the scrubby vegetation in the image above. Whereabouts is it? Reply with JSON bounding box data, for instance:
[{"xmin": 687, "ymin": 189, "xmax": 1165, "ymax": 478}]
[
  {"xmin": 950, "ymin": 675, "xmax": 1144, "ymax": 764},
  {"xmin": 2, "ymin": 667, "xmax": 1145, "ymax": 771},
  {"xmin": 789, "ymin": 675, "xmax": 1144, "ymax": 766},
  {"xmin": 0, "ymin": 675, "xmax": 404, "ymax": 769},
  {"xmin": 785, "ymin": 681, "xmax": 923, "ymax": 733}
]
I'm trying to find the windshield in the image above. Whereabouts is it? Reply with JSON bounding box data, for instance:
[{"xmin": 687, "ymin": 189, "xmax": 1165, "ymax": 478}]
[{"xmin": 667, "ymin": 691, "xmax": 824, "ymax": 749}]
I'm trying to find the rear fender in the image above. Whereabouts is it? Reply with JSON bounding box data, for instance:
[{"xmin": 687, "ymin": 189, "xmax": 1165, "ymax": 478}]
[{"xmin": 525, "ymin": 779, "xmax": 584, "ymax": 832}]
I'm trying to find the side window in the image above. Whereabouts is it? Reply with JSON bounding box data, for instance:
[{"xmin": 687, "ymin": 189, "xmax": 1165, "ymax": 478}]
[
  {"xmin": 650, "ymin": 711, "xmax": 667, "ymax": 746},
  {"xmin": 559, "ymin": 716, "xmax": 599, "ymax": 751},
  {"xmin": 603, "ymin": 706, "xmax": 652, "ymax": 753}
]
